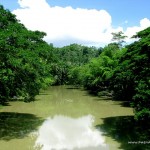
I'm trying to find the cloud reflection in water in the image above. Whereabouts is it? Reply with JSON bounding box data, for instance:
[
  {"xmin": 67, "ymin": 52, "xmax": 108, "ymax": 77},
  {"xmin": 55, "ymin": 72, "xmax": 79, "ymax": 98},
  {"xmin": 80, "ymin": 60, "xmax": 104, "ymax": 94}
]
[{"xmin": 34, "ymin": 115, "xmax": 108, "ymax": 150}]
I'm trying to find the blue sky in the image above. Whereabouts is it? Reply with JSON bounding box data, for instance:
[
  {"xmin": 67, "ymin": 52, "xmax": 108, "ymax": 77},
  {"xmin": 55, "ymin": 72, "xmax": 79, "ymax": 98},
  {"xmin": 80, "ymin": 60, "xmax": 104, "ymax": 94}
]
[
  {"xmin": 1, "ymin": 0, "xmax": 150, "ymax": 47},
  {"xmin": 1, "ymin": 0, "xmax": 150, "ymax": 28},
  {"xmin": 50, "ymin": 0, "xmax": 150, "ymax": 27}
]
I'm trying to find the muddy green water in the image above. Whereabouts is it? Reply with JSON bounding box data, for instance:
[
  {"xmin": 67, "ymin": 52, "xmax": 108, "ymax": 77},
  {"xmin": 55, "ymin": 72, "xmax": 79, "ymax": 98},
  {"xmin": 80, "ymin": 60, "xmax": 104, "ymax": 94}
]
[{"xmin": 0, "ymin": 86, "xmax": 134, "ymax": 150}]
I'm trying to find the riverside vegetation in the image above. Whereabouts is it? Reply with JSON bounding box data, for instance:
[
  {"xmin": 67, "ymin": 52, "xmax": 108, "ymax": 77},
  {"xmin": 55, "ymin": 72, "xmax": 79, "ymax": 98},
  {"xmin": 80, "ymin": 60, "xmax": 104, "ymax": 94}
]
[{"xmin": 0, "ymin": 4, "xmax": 150, "ymax": 134}]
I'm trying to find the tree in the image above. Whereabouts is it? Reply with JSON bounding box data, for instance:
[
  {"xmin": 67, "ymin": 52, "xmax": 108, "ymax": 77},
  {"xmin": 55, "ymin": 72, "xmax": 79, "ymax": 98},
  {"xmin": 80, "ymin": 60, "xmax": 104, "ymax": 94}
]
[
  {"xmin": 70, "ymin": 43, "xmax": 120, "ymax": 93},
  {"xmin": 111, "ymin": 31, "xmax": 127, "ymax": 47},
  {"xmin": 111, "ymin": 27, "xmax": 150, "ymax": 121},
  {"xmin": 0, "ymin": 5, "xmax": 53, "ymax": 103},
  {"xmin": 50, "ymin": 44, "xmax": 100, "ymax": 85}
]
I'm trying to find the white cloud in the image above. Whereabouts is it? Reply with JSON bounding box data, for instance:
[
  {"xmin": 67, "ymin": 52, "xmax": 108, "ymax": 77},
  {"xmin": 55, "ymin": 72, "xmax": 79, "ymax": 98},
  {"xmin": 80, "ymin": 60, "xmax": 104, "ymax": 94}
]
[
  {"xmin": 125, "ymin": 18, "xmax": 150, "ymax": 38},
  {"xmin": 34, "ymin": 115, "xmax": 107, "ymax": 150},
  {"xmin": 124, "ymin": 18, "xmax": 150, "ymax": 43},
  {"xmin": 140, "ymin": 18, "xmax": 150, "ymax": 28},
  {"xmin": 13, "ymin": 0, "xmax": 150, "ymax": 47},
  {"xmin": 13, "ymin": 0, "xmax": 113, "ymax": 47},
  {"xmin": 18, "ymin": 0, "xmax": 50, "ymax": 9}
]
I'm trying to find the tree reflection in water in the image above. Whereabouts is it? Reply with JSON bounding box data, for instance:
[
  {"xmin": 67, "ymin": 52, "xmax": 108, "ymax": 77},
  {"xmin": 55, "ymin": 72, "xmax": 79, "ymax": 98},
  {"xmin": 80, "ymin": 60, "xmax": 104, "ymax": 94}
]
[
  {"xmin": 96, "ymin": 116, "xmax": 150, "ymax": 150},
  {"xmin": 0, "ymin": 112, "xmax": 43, "ymax": 141},
  {"xmin": 34, "ymin": 115, "xmax": 108, "ymax": 150}
]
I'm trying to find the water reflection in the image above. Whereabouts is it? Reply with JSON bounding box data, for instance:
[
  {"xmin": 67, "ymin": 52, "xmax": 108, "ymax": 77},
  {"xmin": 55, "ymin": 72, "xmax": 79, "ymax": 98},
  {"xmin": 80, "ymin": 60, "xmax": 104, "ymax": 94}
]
[
  {"xmin": 34, "ymin": 115, "xmax": 108, "ymax": 150},
  {"xmin": 0, "ymin": 112, "xmax": 43, "ymax": 141}
]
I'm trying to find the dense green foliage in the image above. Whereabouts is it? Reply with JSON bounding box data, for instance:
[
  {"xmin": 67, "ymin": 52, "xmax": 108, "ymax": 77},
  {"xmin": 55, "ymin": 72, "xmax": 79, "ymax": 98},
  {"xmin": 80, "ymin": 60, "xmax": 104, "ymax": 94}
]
[
  {"xmin": 111, "ymin": 28, "xmax": 150, "ymax": 121},
  {"xmin": 69, "ymin": 43, "xmax": 123, "ymax": 91},
  {"xmin": 0, "ymin": 5, "xmax": 53, "ymax": 103},
  {"xmin": 0, "ymin": 5, "xmax": 150, "ymax": 123},
  {"xmin": 0, "ymin": 5, "xmax": 100, "ymax": 102},
  {"xmin": 50, "ymin": 44, "xmax": 101, "ymax": 85},
  {"xmin": 118, "ymin": 27, "xmax": 150, "ymax": 120},
  {"xmin": 68, "ymin": 28, "xmax": 150, "ymax": 122}
]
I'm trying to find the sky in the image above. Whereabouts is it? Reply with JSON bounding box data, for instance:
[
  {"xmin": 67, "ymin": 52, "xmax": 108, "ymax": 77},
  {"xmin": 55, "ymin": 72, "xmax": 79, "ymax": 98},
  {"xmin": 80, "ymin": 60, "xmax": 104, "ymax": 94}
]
[{"xmin": 1, "ymin": 0, "xmax": 150, "ymax": 47}]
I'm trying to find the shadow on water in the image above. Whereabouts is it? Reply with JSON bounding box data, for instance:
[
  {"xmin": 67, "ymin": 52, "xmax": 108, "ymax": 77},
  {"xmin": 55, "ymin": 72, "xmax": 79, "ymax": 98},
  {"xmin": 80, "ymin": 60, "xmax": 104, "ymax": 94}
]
[
  {"xmin": 0, "ymin": 112, "xmax": 43, "ymax": 141},
  {"xmin": 82, "ymin": 89, "xmax": 114, "ymax": 100},
  {"xmin": 120, "ymin": 101, "xmax": 132, "ymax": 107},
  {"xmin": 0, "ymin": 102, "xmax": 10, "ymax": 106},
  {"xmin": 66, "ymin": 86, "xmax": 80, "ymax": 90},
  {"xmin": 96, "ymin": 116, "xmax": 150, "ymax": 150},
  {"xmin": 96, "ymin": 96, "xmax": 113, "ymax": 101}
]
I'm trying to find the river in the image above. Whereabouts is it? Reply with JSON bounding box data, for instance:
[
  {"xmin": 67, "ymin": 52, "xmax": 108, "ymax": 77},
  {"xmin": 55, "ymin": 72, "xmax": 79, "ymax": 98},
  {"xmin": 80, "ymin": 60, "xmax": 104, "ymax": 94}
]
[{"xmin": 0, "ymin": 85, "xmax": 134, "ymax": 150}]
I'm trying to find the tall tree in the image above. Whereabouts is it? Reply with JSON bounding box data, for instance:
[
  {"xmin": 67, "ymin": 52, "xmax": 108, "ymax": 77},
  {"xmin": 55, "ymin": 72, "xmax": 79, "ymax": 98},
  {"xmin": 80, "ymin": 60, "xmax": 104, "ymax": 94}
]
[
  {"xmin": 0, "ymin": 5, "xmax": 53, "ymax": 103},
  {"xmin": 111, "ymin": 31, "xmax": 127, "ymax": 47},
  {"xmin": 111, "ymin": 27, "xmax": 150, "ymax": 121}
]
